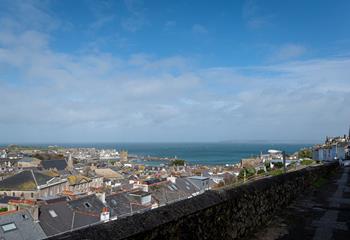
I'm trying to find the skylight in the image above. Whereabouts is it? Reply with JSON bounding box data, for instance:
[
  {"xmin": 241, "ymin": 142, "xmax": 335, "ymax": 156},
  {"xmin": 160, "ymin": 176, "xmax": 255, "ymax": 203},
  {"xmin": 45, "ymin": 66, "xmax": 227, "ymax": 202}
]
[
  {"xmin": 49, "ymin": 210, "xmax": 57, "ymax": 218},
  {"xmin": 84, "ymin": 202, "xmax": 92, "ymax": 208},
  {"xmin": 1, "ymin": 223, "xmax": 17, "ymax": 232}
]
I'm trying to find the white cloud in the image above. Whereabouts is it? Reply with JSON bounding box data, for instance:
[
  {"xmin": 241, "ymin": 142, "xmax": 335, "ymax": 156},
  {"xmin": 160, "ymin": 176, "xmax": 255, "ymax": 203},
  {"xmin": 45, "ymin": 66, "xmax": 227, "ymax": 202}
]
[
  {"xmin": 0, "ymin": 1, "xmax": 350, "ymax": 142},
  {"xmin": 269, "ymin": 44, "xmax": 307, "ymax": 62},
  {"xmin": 242, "ymin": 0, "xmax": 272, "ymax": 29},
  {"xmin": 121, "ymin": 0, "xmax": 148, "ymax": 32},
  {"xmin": 192, "ymin": 24, "xmax": 208, "ymax": 34}
]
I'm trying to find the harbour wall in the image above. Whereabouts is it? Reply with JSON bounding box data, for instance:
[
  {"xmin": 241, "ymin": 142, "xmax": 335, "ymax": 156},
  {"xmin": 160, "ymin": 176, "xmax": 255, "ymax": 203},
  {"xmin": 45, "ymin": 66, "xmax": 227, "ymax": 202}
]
[{"xmin": 49, "ymin": 163, "xmax": 337, "ymax": 240}]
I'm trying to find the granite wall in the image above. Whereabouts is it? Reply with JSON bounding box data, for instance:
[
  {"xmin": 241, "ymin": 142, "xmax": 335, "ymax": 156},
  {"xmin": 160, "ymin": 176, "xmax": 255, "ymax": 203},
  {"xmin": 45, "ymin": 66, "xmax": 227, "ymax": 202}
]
[{"xmin": 49, "ymin": 163, "xmax": 337, "ymax": 240}]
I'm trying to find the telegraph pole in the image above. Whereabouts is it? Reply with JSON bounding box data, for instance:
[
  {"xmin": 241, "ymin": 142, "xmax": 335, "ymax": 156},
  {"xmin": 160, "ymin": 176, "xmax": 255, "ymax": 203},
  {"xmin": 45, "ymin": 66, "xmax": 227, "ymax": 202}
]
[{"xmin": 283, "ymin": 151, "xmax": 287, "ymax": 173}]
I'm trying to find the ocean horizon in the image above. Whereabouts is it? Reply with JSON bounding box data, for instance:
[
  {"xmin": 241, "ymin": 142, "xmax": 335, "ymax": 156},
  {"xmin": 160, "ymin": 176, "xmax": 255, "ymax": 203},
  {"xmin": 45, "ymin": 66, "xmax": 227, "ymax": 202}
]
[{"xmin": 0, "ymin": 142, "xmax": 314, "ymax": 166}]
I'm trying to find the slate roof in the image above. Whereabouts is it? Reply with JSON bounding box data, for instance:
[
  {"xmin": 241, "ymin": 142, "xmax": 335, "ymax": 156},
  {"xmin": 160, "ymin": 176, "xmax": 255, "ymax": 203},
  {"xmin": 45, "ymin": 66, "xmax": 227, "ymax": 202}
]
[
  {"xmin": 42, "ymin": 159, "xmax": 67, "ymax": 171},
  {"xmin": 17, "ymin": 157, "xmax": 38, "ymax": 163},
  {"xmin": 94, "ymin": 168, "xmax": 123, "ymax": 179},
  {"xmin": 0, "ymin": 170, "xmax": 53, "ymax": 191},
  {"xmin": 187, "ymin": 176, "xmax": 210, "ymax": 190},
  {"xmin": 0, "ymin": 209, "xmax": 46, "ymax": 240},
  {"xmin": 105, "ymin": 193, "xmax": 132, "ymax": 217},
  {"xmin": 39, "ymin": 195, "xmax": 104, "ymax": 237},
  {"xmin": 68, "ymin": 194, "xmax": 106, "ymax": 216},
  {"xmin": 0, "ymin": 195, "xmax": 20, "ymax": 204},
  {"xmin": 33, "ymin": 171, "xmax": 54, "ymax": 186},
  {"xmin": 175, "ymin": 178, "xmax": 200, "ymax": 196},
  {"xmin": 67, "ymin": 175, "xmax": 91, "ymax": 186},
  {"xmin": 105, "ymin": 192, "xmax": 151, "ymax": 218},
  {"xmin": 149, "ymin": 182, "xmax": 186, "ymax": 205},
  {"xmin": 39, "ymin": 201, "xmax": 74, "ymax": 236}
]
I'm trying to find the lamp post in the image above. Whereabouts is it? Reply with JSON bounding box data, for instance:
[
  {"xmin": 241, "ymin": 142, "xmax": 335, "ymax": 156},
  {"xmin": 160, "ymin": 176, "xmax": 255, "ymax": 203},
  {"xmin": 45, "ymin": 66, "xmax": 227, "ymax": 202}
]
[{"xmin": 283, "ymin": 151, "xmax": 286, "ymax": 173}]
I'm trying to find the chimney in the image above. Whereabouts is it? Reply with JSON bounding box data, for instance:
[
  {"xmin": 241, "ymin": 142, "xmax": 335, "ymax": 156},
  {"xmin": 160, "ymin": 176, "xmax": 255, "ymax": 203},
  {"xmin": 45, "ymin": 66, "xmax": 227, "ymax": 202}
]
[
  {"xmin": 167, "ymin": 176, "xmax": 176, "ymax": 184},
  {"xmin": 30, "ymin": 205, "xmax": 39, "ymax": 222},
  {"xmin": 100, "ymin": 207, "xmax": 110, "ymax": 222},
  {"xmin": 96, "ymin": 192, "xmax": 106, "ymax": 204}
]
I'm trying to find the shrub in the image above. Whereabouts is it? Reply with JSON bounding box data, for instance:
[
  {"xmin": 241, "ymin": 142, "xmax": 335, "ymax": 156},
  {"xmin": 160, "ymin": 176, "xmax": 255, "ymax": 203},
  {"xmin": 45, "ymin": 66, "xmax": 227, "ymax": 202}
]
[
  {"xmin": 298, "ymin": 149, "xmax": 313, "ymax": 159},
  {"xmin": 270, "ymin": 169, "xmax": 284, "ymax": 176},
  {"xmin": 0, "ymin": 208, "xmax": 7, "ymax": 212},
  {"xmin": 238, "ymin": 167, "xmax": 256, "ymax": 179},
  {"xmin": 171, "ymin": 159, "xmax": 185, "ymax": 166},
  {"xmin": 273, "ymin": 162, "xmax": 284, "ymax": 169},
  {"xmin": 301, "ymin": 159, "xmax": 315, "ymax": 166}
]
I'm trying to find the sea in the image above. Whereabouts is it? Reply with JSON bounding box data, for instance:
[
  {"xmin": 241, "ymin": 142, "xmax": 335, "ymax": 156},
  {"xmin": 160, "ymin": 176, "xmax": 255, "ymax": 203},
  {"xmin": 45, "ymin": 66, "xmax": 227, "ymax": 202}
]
[{"xmin": 2, "ymin": 142, "xmax": 314, "ymax": 166}]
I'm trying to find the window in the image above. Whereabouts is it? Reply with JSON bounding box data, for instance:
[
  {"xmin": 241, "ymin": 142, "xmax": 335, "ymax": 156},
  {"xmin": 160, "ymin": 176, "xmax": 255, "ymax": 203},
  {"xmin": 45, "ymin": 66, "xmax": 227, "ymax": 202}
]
[
  {"xmin": 1, "ymin": 223, "xmax": 17, "ymax": 232},
  {"xmin": 84, "ymin": 202, "xmax": 92, "ymax": 208},
  {"xmin": 31, "ymin": 193, "xmax": 34, "ymax": 198},
  {"xmin": 49, "ymin": 210, "xmax": 57, "ymax": 218},
  {"xmin": 12, "ymin": 192, "xmax": 15, "ymax": 197}
]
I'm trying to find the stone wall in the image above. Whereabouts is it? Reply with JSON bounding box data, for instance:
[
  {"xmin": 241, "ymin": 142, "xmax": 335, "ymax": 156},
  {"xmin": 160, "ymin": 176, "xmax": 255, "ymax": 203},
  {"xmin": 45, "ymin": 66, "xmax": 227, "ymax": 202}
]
[{"xmin": 49, "ymin": 163, "xmax": 337, "ymax": 240}]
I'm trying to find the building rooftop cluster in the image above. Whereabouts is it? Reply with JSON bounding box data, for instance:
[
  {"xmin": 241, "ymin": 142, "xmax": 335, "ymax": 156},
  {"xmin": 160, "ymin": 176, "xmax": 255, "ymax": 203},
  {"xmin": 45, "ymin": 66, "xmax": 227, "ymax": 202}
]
[
  {"xmin": 312, "ymin": 127, "xmax": 350, "ymax": 161},
  {"xmin": 0, "ymin": 145, "xmax": 241, "ymax": 240},
  {"xmin": 1, "ymin": 130, "xmax": 345, "ymax": 240}
]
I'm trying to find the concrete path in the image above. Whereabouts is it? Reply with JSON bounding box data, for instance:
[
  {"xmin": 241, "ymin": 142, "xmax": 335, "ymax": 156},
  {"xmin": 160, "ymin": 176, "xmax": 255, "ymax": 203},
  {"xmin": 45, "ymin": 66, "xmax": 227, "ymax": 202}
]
[{"xmin": 250, "ymin": 166, "xmax": 350, "ymax": 240}]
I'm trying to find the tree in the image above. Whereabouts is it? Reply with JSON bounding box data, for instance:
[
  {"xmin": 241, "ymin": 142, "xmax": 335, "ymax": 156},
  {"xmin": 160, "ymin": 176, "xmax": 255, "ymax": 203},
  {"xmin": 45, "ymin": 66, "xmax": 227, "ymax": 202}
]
[
  {"xmin": 238, "ymin": 167, "xmax": 256, "ymax": 180},
  {"xmin": 298, "ymin": 148, "xmax": 312, "ymax": 159},
  {"xmin": 170, "ymin": 159, "xmax": 185, "ymax": 166}
]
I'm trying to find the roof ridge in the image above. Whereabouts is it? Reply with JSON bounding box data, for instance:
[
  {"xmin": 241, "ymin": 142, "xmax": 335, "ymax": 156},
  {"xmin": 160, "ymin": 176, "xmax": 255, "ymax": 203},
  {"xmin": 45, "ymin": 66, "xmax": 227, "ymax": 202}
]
[
  {"xmin": 31, "ymin": 169, "xmax": 39, "ymax": 187},
  {"xmin": 0, "ymin": 210, "xmax": 17, "ymax": 216}
]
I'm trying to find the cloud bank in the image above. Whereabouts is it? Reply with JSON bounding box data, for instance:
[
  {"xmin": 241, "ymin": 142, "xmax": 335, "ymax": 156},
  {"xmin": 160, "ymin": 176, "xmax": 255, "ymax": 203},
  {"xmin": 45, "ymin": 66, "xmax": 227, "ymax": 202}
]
[{"xmin": 0, "ymin": 1, "xmax": 349, "ymax": 143}]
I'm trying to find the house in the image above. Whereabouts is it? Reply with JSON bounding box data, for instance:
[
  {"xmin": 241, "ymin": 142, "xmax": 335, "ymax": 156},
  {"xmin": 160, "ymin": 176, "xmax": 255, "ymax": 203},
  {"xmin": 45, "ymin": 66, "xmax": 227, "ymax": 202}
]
[
  {"xmin": 0, "ymin": 209, "xmax": 46, "ymax": 240},
  {"xmin": 150, "ymin": 182, "xmax": 184, "ymax": 206},
  {"xmin": 176, "ymin": 177, "xmax": 201, "ymax": 195},
  {"xmin": 0, "ymin": 170, "xmax": 67, "ymax": 199},
  {"xmin": 94, "ymin": 168, "xmax": 124, "ymax": 180},
  {"xmin": 39, "ymin": 194, "xmax": 107, "ymax": 237},
  {"xmin": 17, "ymin": 157, "xmax": 41, "ymax": 168},
  {"xmin": 42, "ymin": 159, "xmax": 67, "ymax": 171},
  {"xmin": 66, "ymin": 175, "xmax": 103, "ymax": 193},
  {"xmin": 186, "ymin": 176, "xmax": 210, "ymax": 193},
  {"xmin": 105, "ymin": 190, "xmax": 153, "ymax": 219},
  {"xmin": 0, "ymin": 195, "xmax": 20, "ymax": 209},
  {"xmin": 0, "ymin": 150, "xmax": 7, "ymax": 159}
]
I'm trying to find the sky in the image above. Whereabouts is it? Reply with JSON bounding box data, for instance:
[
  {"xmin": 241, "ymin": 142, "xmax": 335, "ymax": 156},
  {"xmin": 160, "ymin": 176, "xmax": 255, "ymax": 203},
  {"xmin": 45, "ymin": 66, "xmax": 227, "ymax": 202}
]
[{"xmin": 0, "ymin": 0, "xmax": 350, "ymax": 143}]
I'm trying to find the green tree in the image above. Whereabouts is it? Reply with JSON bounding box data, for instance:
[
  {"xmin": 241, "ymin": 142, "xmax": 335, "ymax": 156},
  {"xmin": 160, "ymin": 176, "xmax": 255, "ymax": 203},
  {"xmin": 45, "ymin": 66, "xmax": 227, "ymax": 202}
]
[
  {"xmin": 171, "ymin": 159, "xmax": 186, "ymax": 166},
  {"xmin": 298, "ymin": 148, "xmax": 312, "ymax": 159}
]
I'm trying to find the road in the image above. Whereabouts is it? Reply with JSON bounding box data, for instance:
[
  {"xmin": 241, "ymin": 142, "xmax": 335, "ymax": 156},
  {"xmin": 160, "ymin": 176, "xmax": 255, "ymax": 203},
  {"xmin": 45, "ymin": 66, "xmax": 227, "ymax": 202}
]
[{"xmin": 249, "ymin": 166, "xmax": 350, "ymax": 240}]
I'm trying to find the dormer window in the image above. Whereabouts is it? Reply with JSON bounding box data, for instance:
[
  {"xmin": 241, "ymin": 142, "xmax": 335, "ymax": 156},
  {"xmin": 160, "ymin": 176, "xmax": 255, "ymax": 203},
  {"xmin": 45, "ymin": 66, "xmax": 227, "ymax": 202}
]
[{"xmin": 84, "ymin": 202, "xmax": 92, "ymax": 208}]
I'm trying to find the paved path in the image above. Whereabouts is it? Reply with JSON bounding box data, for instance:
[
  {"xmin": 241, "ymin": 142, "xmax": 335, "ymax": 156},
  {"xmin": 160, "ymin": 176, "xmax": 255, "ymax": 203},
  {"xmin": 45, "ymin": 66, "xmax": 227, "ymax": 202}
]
[{"xmin": 250, "ymin": 166, "xmax": 350, "ymax": 240}]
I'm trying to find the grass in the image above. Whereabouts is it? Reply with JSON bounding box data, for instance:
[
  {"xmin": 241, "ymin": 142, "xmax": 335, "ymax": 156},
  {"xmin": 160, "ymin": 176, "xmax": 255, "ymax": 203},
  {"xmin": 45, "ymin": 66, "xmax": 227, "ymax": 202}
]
[
  {"xmin": 269, "ymin": 169, "xmax": 284, "ymax": 176},
  {"xmin": 301, "ymin": 159, "xmax": 315, "ymax": 166}
]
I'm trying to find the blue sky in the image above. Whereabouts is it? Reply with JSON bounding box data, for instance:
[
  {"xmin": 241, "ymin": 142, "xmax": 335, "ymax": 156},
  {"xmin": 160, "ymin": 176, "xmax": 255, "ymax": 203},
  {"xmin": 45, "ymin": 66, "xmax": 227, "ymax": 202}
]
[{"xmin": 0, "ymin": 0, "xmax": 350, "ymax": 143}]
